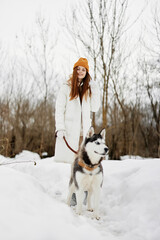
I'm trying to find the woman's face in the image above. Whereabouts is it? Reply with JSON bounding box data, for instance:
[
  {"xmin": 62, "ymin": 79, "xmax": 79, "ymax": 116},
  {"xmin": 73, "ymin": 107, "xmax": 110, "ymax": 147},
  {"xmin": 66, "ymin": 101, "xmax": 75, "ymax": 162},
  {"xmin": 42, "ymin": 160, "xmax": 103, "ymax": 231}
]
[{"xmin": 77, "ymin": 66, "xmax": 87, "ymax": 81}]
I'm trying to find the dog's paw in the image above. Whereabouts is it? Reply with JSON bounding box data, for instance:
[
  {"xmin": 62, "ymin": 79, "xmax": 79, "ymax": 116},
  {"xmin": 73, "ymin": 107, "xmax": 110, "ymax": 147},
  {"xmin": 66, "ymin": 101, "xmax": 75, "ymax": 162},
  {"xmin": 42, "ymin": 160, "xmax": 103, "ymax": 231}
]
[
  {"xmin": 76, "ymin": 210, "xmax": 81, "ymax": 215},
  {"xmin": 92, "ymin": 213, "xmax": 100, "ymax": 220},
  {"xmin": 76, "ymin": 207, "xmax": 82, "ymax": 215},
  {"xmin": 92, "ymin": 215, "xmax": 100, "ymax": 220},
  {"xmin": 87, "ymin": 208, "xmax": 94, "ymax": 212},
  {"xmin": 96, "ymin": 216, "xmax": 100, "ymax": 220}
]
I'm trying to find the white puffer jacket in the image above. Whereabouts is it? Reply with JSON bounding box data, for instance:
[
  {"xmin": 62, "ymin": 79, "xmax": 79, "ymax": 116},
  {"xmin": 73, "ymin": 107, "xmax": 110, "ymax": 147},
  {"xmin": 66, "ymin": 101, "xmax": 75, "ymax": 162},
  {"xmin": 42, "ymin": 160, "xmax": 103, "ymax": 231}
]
[{"xmin": 54, "ymin": 81, "xmax": 100, "ymax": 163}]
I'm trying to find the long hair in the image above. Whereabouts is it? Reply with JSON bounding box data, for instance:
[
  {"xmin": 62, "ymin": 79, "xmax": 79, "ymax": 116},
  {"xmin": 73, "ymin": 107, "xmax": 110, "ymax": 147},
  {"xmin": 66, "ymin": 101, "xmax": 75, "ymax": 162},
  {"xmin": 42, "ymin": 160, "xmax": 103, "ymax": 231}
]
[{"xmin": 67, "ymin": 67, "xmax": 91, "ymax": 101}]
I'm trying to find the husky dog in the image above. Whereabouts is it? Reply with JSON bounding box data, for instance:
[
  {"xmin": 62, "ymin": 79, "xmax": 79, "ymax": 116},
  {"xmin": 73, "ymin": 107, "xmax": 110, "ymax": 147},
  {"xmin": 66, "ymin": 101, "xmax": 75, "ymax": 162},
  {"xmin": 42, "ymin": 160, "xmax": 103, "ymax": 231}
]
[{"xmin": 67, "ymin": 127, "xmax": 108, "ymax": 220}]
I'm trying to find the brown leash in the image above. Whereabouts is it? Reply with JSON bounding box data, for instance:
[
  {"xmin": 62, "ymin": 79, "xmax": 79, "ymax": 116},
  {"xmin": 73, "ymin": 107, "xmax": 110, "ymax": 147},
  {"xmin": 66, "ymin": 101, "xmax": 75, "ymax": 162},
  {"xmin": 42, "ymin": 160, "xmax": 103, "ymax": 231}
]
[
  {"xmin": 63, "ymin": 136, "xmax": 78, "ymax": 154},
  {"xmin": 55, "ymin": 132, "xmax": 78, "ymax": 154}
]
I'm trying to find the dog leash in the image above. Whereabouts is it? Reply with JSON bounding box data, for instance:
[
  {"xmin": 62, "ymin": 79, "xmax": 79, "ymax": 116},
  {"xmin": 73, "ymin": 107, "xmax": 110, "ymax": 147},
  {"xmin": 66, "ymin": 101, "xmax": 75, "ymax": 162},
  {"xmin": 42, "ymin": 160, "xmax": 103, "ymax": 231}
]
[
  {"xmin": 63, "ymin": 136, "xmax": 78, "ymax": 154},
  {"xmin": 55, "ymin": 132, "xmax": 78, "ymax": 154}
]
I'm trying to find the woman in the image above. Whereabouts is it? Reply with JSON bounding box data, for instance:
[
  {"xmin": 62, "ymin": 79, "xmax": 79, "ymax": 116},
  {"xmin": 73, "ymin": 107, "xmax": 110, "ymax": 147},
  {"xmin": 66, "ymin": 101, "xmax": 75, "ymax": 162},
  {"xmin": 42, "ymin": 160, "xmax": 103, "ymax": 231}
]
[{"xmin": 54, "ymin": 57, "xmax": 100, "ymax": 163}]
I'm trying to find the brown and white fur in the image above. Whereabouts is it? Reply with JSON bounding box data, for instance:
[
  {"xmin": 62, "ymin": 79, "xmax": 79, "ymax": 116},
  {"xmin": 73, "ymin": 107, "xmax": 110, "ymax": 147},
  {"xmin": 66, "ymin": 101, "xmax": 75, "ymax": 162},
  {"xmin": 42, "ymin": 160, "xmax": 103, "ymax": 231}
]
[{"xmin": 66, "ymin": 127, "xmax": 108, "ymax": 220}]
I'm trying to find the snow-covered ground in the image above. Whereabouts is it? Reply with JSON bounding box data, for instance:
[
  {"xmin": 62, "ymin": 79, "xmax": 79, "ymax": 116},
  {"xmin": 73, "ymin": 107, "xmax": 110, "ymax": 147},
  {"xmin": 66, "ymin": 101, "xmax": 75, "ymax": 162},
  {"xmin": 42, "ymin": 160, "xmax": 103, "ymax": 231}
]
[{"xmin": 0, "ymin": 151, "xmax": 160, "ymax": 240}]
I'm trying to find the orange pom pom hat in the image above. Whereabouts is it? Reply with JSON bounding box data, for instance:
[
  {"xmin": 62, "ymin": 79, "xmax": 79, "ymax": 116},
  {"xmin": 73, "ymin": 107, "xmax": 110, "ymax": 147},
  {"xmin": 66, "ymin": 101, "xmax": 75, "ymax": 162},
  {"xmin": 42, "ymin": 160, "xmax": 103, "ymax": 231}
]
[{"xmin": 73, "ymin": 58, "xmax": 89, "ymax": 72}]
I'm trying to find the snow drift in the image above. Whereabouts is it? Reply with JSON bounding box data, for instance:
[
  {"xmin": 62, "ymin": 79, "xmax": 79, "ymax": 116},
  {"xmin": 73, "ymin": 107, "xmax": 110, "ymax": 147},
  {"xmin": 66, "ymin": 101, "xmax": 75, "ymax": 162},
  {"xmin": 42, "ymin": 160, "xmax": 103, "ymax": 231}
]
[{"xmin": 0, "ymin": 151, "xmax": 160, "ymax": 240}]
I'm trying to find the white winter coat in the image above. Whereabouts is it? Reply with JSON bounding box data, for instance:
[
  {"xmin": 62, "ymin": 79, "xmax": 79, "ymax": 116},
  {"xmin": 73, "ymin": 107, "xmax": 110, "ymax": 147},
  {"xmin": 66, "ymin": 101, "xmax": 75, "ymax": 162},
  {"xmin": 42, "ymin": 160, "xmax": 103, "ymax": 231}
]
[{"xmin": 54, "ymin": 81, "xmax": 100, "ymax": 163}]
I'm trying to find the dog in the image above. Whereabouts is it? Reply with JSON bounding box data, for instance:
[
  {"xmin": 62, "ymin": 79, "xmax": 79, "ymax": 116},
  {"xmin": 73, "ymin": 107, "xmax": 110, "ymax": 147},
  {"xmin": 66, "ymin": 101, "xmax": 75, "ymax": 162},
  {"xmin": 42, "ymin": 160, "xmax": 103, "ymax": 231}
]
[{"xmin": 66, "ymin": 127, "xmax": 108, "ymax": 220}]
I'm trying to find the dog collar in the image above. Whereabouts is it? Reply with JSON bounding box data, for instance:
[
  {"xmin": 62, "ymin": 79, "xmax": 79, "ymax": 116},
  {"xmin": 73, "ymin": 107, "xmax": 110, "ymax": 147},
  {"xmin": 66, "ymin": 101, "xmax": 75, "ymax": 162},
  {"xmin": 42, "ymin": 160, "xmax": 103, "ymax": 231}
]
[{"xmin": 78, "ymin": 159, "xmax": 99, "ymax": 171}]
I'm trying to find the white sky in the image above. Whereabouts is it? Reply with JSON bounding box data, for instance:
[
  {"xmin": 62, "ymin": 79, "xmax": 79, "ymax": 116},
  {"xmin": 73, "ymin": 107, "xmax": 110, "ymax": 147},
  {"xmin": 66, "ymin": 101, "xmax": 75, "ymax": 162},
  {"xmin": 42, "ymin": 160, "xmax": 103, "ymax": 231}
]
[
  {"xmin": 0, "ymin": 0, "xmax": 152, "ymax": 39},
  {"xmin": 0, "ymin": 0, "xmax": 157, "ymax": 77},
  {"xmin": 0, "ymin": 0, "xmax": 72, "ymax": 42},
  {"xmin": 0, "ymin": 0, "xmax": 77, "ymax": 77}
]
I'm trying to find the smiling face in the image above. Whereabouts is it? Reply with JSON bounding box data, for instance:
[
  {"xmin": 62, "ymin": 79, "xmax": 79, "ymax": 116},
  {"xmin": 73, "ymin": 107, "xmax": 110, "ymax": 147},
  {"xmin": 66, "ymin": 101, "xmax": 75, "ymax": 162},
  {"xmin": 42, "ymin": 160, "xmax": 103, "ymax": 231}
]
[
  {"xmin": 77, "ymin": 66, "xmax": 87, "ymax": 82},
  {"xmin": 84, "ymin": 128, "xmax": 109, "ymax": 165},
  {"xmin": 86, "ymin": 135, "xmax": 108, "ymax": 156}
]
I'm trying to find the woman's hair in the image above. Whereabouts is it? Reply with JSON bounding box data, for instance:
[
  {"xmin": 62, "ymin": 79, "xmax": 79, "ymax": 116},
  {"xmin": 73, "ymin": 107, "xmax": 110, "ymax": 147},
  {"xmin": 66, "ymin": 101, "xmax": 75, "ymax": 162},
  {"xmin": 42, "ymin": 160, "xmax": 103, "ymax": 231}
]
[{"xmin": 67, "ymin": 67, "xmax": 91, "ymax": 101}]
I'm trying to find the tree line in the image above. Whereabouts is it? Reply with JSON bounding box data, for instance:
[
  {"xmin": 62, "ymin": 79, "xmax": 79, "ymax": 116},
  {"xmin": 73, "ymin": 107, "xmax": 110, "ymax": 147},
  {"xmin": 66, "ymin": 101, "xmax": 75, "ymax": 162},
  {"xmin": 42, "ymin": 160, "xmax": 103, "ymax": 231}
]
[{"xmin": 0, "ymin": 0, "xmax": 159, "ymax": 159}]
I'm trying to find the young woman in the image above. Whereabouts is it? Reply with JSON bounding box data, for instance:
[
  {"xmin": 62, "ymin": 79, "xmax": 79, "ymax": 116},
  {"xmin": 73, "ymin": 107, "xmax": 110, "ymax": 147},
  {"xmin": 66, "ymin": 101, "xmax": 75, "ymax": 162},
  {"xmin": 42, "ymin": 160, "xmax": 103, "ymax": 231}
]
[{"xmin": 54, "ymin": 57, "xmax": 100, "ymax": 163}]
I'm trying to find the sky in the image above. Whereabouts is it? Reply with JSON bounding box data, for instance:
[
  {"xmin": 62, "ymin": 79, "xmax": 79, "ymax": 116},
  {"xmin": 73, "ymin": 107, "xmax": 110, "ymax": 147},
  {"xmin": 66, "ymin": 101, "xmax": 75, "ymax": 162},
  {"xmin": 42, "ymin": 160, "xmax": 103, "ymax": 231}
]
[
  {"xmin": 0, "ymin": 0, "xmax": 68, "ymax": 39},
  {"xmin": 0, "ymin": 0, "xmax": 158, "ymax": 78},
  {"xmin": 0, "ymin": 0, "xmax": 82, "ymax": 78},
  {"xmin": 0, "ymin": 0, "xmax": 153, "ymax": 40}
]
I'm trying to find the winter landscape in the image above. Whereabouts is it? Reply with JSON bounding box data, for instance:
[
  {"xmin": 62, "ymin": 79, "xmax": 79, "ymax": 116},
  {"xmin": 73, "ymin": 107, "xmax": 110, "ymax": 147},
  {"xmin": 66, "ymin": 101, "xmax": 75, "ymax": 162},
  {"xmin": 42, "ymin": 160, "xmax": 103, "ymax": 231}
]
[
  {"xmin": 0, "ymin": 151, "xmax": 160, "ymax": 240},
  {"xmin": 0, "ymin": 0, "xmax": 160, "ymax": 239}
]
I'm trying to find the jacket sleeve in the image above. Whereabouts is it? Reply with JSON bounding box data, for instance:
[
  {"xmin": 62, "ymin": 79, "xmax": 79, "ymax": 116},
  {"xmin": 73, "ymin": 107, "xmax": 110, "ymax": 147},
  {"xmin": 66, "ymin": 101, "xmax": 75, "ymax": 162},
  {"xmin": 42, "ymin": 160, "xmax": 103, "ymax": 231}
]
[
  {"xmin": 55, "ymin": 84, "xmax": 67, "ymax": 132},
  {"xmin": 90, "ymin": 80, "xmax": 101, "ymax": 112}
]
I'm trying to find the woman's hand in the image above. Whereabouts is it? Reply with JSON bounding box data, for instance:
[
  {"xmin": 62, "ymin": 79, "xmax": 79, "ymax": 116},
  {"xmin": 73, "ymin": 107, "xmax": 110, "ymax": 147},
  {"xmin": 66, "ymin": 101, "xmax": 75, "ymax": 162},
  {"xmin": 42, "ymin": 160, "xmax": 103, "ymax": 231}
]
[{"xmin": 57, "ymin": 130, "xmax": 66, "ymax": 139}]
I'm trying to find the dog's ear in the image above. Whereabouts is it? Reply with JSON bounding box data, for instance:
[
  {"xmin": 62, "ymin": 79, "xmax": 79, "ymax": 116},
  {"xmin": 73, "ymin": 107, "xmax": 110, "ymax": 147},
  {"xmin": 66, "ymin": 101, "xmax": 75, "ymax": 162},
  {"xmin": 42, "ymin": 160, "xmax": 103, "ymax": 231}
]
[
  {"xmin": 100, "ymin": 129, "xmax": 105, "ymax": 140},
  {"xmin": 86, "ymin": 126, "xmax": 94, "ymax": 138}
]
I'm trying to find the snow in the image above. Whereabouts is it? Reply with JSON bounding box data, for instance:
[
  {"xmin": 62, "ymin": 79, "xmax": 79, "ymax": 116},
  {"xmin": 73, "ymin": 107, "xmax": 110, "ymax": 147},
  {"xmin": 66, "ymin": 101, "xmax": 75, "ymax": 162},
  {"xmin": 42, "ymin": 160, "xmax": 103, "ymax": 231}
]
[{"xmin": 0, "ymin": 151, "xmax": 160, "ymax": 240}]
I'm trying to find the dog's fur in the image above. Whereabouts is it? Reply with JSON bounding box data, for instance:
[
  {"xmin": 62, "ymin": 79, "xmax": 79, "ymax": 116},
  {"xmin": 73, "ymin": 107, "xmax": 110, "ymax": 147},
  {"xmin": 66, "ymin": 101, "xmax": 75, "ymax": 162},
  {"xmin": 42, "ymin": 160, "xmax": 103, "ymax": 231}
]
[{"xmin": 66, "ymin": 127, "xmax": 108, "ymax": 220}]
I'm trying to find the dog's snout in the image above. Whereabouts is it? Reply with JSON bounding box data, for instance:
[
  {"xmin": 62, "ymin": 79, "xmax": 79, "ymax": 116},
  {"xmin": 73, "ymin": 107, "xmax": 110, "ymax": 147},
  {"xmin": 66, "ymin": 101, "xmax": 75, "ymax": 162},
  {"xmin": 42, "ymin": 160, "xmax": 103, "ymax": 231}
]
[{"xmin": 104, "ymin": 147, "xmax": 108, "ymax": 153}]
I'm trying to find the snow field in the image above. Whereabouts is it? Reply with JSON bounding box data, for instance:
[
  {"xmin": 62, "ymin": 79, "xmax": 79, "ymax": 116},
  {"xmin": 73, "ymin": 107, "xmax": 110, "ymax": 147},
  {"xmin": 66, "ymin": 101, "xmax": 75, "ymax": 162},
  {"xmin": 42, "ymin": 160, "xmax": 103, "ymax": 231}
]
[{"xmin": 0, "ymin": 151, "xmax": 160, "ymax": 240}]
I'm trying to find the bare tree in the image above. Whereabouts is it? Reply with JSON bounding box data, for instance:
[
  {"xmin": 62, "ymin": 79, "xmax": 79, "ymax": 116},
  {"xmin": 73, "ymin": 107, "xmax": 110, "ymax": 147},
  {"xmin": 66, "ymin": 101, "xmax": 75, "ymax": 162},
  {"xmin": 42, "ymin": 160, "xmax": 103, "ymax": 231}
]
[
  {"xmin": 23, "ymin": 14, "xmax": 58, "ymax": 156},
  {"xmin": 0, "ymin": 14, "xmax": 58, "ymax": 157},
  {"xmin": 64, "ymin": 0, "xmax": 130, "ymax": 129},
  {"xmin": 64, "ymin": 0, "xmax": 133, "ymax": 159},
  {"xmin": 139, "ymin": 1, "xmax": 160, "ymax": 157}
]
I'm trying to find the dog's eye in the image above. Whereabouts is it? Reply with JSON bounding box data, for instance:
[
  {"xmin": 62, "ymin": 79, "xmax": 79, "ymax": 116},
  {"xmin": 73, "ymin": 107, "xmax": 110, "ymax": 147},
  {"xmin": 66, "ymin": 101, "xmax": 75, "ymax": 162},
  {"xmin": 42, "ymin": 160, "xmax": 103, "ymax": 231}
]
[{"xmin": 95, "ymin": 141, "xmax": 100, "ymax": 145}]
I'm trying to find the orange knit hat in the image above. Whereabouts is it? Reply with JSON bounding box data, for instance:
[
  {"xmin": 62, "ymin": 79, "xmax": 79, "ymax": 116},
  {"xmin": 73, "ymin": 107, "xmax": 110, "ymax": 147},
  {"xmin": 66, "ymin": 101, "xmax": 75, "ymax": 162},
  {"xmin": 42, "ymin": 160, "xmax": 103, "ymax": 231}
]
[{"xmin": 73, "ymin": 58, "xmax": 89, "ymax": 72}]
